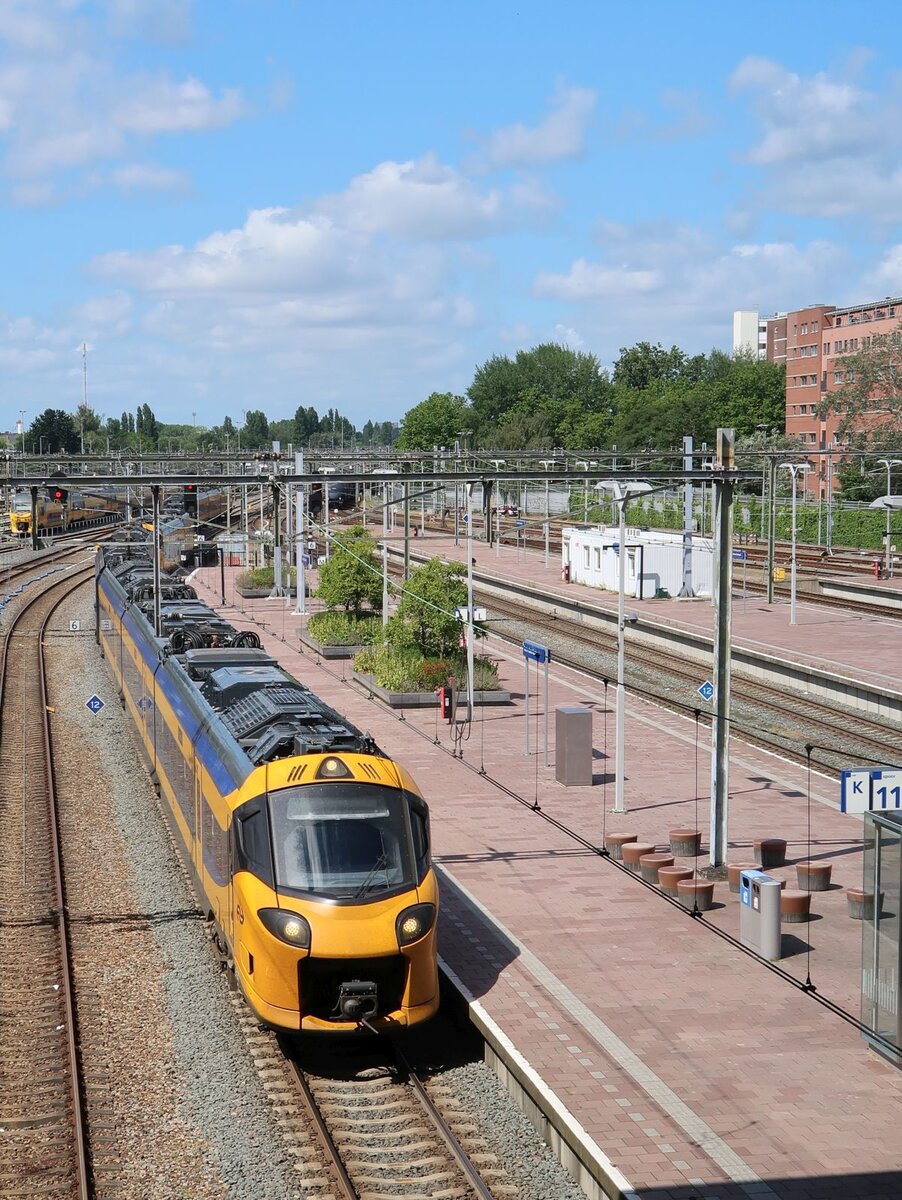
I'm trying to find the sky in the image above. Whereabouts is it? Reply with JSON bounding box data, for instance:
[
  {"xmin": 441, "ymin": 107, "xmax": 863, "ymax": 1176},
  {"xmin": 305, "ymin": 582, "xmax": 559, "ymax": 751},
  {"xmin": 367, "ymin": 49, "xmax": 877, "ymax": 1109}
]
[{"xmin": 3, "ymin": 0, "xmax": 902, "ymax": 432}]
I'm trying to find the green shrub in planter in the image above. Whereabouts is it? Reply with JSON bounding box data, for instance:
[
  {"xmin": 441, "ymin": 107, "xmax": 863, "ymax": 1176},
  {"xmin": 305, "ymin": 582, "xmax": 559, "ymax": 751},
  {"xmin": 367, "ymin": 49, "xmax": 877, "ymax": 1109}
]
[
  {"xmin": 354, "ymin": 646, "xmax": 501, "ymax": 692},
  {"xmin": 307, "ymin": 611, "xmax": 382, "ymax": 646},
  {"xmin": 236, "ymin": 566, "xmax": 297, "ymax": 590}
]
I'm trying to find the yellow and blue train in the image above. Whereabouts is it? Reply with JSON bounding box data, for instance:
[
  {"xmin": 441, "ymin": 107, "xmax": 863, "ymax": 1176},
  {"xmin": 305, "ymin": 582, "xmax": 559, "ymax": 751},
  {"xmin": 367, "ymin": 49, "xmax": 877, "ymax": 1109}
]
[{"xmin": 94, "ymin": 546, "xmax": 439, "ymax": 1033}]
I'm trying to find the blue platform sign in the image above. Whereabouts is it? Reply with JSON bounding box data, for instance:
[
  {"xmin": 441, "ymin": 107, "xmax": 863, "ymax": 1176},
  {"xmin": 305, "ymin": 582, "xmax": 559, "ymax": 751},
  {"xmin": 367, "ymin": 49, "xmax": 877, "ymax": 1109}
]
[
  {"xmin": 515, "ymin": 518, "xmax": 526, "ymax": 528},
  {"xmin": 697, "ymin": 680, "xmax": 715, "ymax": 701},
  {"xmin": 732, "ymin": 549, "xmax": 747, "ymax": 562},
  {"xmin": 137, "ymin": 696, "xmax": 153, "ymax": 712},
  {"xmin": 522, "ymin": 640, "xmax": 551, "ymax": 664},
  {"xmin": 85, "ymin": 694, "xmax": 105, "ymax": 715},
  {"xmin": 842, "ymin": 768, "xmax": 902, "ymax": 814}
]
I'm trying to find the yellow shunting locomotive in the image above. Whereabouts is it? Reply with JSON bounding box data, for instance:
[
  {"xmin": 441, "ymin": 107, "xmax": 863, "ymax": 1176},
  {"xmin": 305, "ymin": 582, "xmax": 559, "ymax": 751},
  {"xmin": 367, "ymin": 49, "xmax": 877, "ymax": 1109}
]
[{"xmin": 95, "ymin": 546, "xmax": 439, "ymax": 1033}]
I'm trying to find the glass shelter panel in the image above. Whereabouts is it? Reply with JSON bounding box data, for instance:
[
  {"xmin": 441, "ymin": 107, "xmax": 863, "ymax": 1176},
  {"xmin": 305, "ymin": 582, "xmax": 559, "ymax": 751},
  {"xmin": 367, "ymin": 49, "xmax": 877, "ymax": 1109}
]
[{"xmin": 861, "ymin": 811, "xmax": 902, "ymax": 1065}]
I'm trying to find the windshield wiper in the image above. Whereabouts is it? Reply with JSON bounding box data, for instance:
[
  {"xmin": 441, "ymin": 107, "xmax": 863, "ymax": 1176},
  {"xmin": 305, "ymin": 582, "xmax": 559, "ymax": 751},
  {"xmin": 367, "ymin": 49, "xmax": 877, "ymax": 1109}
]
[{"xmin": 354, "ymin": 851, "xmax": 389, "ymax": 900}]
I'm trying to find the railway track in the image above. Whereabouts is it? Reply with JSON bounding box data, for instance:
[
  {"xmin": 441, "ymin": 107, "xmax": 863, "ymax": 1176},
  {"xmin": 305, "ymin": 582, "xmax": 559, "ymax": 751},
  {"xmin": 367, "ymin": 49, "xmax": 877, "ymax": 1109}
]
[
  {"xmin": 482, "ymin": 591, "xmax": 902, "ymax": 775},
  {"xmin": 0, "ymin": 562, "xmax": 94, "ymax": 1199},
  {"xmin": 282, "ymin": 1035, "xmax": 510, "ymax": 1200}
]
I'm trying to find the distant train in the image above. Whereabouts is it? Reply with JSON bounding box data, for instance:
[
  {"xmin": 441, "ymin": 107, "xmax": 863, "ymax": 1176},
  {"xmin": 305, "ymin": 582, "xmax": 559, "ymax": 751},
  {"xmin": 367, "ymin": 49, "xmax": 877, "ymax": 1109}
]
[
  {"xmin": 309, "ymin": 480, "xmax": 357, "ymax": 517},
  {"xmin": 142, "ymin": 486, "xmax": 230, "ymax": 571},
  {"xmin": 9, "ymin": 488, "xmax": 129, "ymax": 537},
  {"xmin": 95, "ymin": 545, "xmax": 440, "ymax": 1033}
]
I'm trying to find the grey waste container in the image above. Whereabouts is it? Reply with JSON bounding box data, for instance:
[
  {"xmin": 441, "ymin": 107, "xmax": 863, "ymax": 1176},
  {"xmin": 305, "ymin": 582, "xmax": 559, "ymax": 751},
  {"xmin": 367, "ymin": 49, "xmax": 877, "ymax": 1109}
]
[
  {"xmin": 739, "ymin": 869, "xmax": 782, "ymax": 961},
  {"xmin": 555, "ymin": 705, "xmax": 592, "ymax": 786}
]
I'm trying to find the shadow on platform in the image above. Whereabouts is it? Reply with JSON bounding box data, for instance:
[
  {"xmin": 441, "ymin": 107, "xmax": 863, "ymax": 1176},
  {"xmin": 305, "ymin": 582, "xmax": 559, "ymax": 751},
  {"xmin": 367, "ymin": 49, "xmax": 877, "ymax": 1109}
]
[{"xmin": 635, "ymin": 1169, "xmax": 902, "ymax": 1199}]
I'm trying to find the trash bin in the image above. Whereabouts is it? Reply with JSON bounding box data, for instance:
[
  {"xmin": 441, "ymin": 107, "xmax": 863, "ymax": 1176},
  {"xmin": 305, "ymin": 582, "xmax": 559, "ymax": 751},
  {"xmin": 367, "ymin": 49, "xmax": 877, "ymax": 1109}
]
[{"xmin": 739, "ymin": 869, "xmax": 782, "ymax": 961}]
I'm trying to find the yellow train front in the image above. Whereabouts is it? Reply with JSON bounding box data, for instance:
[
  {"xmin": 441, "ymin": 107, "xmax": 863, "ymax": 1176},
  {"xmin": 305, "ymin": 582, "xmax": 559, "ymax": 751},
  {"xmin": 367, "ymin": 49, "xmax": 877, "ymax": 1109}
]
[
  {"xmin": 9, "ymin": 487, "xmax": 126, "ymax": 536},
  {"xmin": 95, "ymin": 546, "xmax": 439, "ymax": 1033}
]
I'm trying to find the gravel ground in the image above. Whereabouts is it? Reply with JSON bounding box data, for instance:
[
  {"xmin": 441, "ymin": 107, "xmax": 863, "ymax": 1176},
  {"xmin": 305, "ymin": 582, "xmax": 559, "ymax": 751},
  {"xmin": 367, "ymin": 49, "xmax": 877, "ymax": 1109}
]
[
  {"xmin": 431, "ymin": 1061, "xmax": 588, "ymax": 1200},
  {"xmin": 48, "ymin": 583, "xmax": 303, "ymax": 1200}
]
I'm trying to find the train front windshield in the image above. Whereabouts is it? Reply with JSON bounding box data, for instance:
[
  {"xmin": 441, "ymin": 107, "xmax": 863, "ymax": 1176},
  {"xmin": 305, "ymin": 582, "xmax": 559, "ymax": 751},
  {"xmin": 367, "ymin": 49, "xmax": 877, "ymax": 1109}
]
[
  {"xmin": 12, "ymin": 493, "xmax": 32, "ymax": 512},
  {"xmin": 269, "ymin": 784, "xmax": 415, "ymax": 901}
]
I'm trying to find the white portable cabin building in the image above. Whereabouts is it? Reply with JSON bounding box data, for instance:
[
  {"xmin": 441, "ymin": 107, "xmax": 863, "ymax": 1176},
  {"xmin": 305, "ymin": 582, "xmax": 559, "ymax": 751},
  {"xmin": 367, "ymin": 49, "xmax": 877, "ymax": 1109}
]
[{"xmin": 561, "ymin": 526, "xmax": 713, "ymax": 599}]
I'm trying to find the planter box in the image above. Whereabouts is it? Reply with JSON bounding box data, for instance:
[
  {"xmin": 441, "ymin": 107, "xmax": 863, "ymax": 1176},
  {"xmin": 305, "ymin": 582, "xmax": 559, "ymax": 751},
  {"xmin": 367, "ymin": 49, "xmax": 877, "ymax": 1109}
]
[
  {"xmin": 236, "ymin": 585, "xmax": 303, "ymax": 598},
  {"xmin": 352, "ymin": 671, "xmax": 511, "ymax": 709},
  {"xmin": 299, "ymin": 630, "xmax": 363, "ymax": 659}
]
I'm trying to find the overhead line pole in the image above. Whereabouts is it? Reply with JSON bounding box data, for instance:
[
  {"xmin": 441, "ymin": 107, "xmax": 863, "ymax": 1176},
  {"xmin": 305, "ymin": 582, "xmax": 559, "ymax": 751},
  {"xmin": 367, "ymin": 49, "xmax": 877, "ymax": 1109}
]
[{"xmin": 709, "ymin": 427, "xmax": 735, "ymax": 869}]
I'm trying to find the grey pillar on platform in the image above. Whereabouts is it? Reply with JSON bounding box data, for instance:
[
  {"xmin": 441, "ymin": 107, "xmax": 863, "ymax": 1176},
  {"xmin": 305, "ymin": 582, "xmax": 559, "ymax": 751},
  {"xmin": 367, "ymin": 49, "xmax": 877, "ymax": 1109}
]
[
  {"xmin": 679, "ymin": 434, "xmax": 693, "ymax": 596},
  {"xmin": 709, "ymin": 428, "xmax": 734, "ymax": 868}
]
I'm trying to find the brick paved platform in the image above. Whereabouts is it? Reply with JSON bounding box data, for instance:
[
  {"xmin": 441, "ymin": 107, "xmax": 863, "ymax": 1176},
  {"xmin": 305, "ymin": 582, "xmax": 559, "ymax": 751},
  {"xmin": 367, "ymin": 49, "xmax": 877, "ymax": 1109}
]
[{"xmin": 190, "ymin": 559, "xmax": 902, "ymax": 1200}]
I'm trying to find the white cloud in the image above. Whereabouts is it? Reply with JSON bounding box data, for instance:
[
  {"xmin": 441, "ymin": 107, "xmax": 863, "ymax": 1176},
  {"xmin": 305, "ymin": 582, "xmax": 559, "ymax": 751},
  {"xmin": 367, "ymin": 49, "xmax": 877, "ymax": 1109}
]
[
  {"xmin": 314, "ymin": 154, "xmax": 551, "ymax": 241},
  {"xmin": 0, "ymin": 6, "xmax": 247, "ymax": 197},
  {"xmin": 114, "ymin": 75, "xmax": 245, "ymax": 135},
  {"xmin": 109, "ymin": 161, "xmax": 190, "ymax": 192},
  {"xmin": 532, "ymin": 220, "xmax": 846, "ymax": 356},
  {"xmin": 729, "ymin": 54, "xmax": 902, "ymax": 222},
  {"xmin": 474, "ymin": 83, "xmax": 596, "ymax": 169},
  {"xmin": 107, "ymin": 0, "xmax": 193, "ymax": 45}
]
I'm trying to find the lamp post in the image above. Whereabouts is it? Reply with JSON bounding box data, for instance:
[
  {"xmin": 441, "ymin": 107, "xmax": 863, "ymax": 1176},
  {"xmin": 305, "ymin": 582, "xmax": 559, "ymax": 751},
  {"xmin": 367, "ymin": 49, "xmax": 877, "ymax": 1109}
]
[
  {"xmin": 18, "ymin": 410, "xmax": 25, "ymax": 456},
  {"xmin": 780, "ymin": 462, "xmax": 811, "ymax": 624},
  {"xmin": 597, "ymin": 479, "xmax": 652, "ymax": 813},
  {"xmin": 877, "ymin": 459, "xmax": 902, "ymax": 578}
]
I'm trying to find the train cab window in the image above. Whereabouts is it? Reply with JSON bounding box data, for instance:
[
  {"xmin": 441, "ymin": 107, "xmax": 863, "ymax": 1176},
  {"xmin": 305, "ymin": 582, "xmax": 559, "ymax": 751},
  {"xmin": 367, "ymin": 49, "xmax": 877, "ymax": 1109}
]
[
  {"xmin": 408, "ymin": 798, "xmax": 430, "ymax": 882},
  {"xmin": 269, "ymin": 784, "xmax": 414, "ymax": 902},
  {"xmin": 233, "ymin": 798, "xmax": 275, "ymax": 888}
]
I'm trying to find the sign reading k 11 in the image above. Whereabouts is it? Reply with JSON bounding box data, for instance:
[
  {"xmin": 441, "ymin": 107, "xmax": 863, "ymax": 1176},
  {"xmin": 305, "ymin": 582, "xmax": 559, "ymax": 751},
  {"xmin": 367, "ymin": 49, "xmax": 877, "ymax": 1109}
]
[{"xmin": 841, "ymin": 767, "xmax": 902, "ymax": 814}]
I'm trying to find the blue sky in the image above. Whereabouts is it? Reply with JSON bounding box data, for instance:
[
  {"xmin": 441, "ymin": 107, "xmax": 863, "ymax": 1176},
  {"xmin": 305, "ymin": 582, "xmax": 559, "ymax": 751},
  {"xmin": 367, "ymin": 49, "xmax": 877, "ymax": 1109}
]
[{"xmin": 3, "ymin": 0, "xmax": 902, "ymax": 430}]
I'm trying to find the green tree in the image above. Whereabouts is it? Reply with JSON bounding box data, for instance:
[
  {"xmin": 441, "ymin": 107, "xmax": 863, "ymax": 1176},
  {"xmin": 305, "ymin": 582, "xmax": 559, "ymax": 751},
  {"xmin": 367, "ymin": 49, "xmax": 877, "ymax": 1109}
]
[
  {"xmin": 243, "ymin": 409, "xmax": 270, "ymax": 448},
  {"xmin": 612, "ymin": 341, "xmax": 687, "ymax": 390},
  {"xmin": 28, "ymin": 409, "xmax": 80, "ymax": 453},
  {"xmin": 708, "ymin": 357, "xmax": 785, "ymax": 437},
  {"xmin": 386, "ymin": 558, "xmax": 467, "ymax": 657},
  {"xmin": 468, "ymin": 343, "xmax": 611, "ymax": 445},
  {"xmin": 396, "ymin": 392, "xmax": 473, "ymax": 451},
  {"xmin": 819, "ymin": 321, "xmax": 902, "ymax": 438},
  {"xmin": 315, "ymin": 525, "xmax": 382, "ymax": 619}
]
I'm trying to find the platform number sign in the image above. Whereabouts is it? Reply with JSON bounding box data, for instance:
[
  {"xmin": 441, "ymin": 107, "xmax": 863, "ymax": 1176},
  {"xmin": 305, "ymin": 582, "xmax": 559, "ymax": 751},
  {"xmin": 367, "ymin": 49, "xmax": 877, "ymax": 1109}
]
[
  {"xmin": 697, "ymin": 680, "xmax": 715, "ymax": 702},
  {"xmin": 841, "ymin": 768, "xmax": 902, "ymax": 814},
  {"xmin": 85, "ymin": 694, "xmax": 105, "ymax": 715}
]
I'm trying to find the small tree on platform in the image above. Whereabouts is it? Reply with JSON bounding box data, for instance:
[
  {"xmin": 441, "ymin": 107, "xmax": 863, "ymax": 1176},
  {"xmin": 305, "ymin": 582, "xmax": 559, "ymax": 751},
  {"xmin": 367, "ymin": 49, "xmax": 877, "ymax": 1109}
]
[{"xmin": 315, "ymin": 525, "xmax": 382, "ymax": 619}]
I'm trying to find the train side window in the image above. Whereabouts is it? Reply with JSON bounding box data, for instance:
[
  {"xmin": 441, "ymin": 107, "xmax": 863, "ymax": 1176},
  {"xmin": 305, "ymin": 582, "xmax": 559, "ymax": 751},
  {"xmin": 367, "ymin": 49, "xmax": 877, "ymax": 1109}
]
[
  {"xmin": 234, "ymin": 799, "xmax": 275, "ymax": 888},
  {"xmin": 409, "ymin": 799, "xmax": 430, "ymax": 881}
]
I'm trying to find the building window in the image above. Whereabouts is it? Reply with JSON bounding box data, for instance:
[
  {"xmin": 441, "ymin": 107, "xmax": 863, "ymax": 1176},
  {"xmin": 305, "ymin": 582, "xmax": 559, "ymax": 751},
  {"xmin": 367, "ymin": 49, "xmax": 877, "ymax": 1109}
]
[
  {"xmin": 846, "ymin": 370, "xmax": 855, "ymax": 382},
  {"xmin": 801, "ymin": 345, "xmax": 808, "ymax": 357},
  {"xmin": 890, "ymin": 307, "xmax": 896, "ymax": 317},
  {"xmin": 812, "ymin": 320, "xmax": 819, "ymax": 332},
  {"xmin": 824, "ymin": 341, "xmax": 830, "ymax": 355},
  {"xmin": 801, "ymin": 323, "xmax": 808, "ymax": 334},
  {"xmin": 594, "ymin": 547, "xmax": 601, "ymax": 570},
  {"xmin": 809, "ymin": 433, "xmax": 817, "ymax": 443},
  {"xmin": 835, "ymin": 316, "xmax": 842, "ymax": 326},
  {"xmin": 834, "ymin": 371, "xmax": 843, "ymax": 383}
]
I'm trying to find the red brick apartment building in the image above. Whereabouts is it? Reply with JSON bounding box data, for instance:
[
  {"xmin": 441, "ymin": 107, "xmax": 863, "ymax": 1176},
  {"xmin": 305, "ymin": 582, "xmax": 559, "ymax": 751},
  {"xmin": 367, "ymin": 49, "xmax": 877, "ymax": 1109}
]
[{"xmin": 776, "ymin": 296, "xmax": 902, "ymax": 497}]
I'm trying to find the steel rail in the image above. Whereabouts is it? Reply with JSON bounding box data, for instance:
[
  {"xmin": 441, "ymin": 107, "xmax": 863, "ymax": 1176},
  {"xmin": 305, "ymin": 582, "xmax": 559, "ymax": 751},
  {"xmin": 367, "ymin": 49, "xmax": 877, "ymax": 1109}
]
[
  {"xmin": 281, "ymin": 1052, "xmax": 359, "ymax": 1200},
  {"xmin": 1, "ymin": 562, "xmax": 96, "ymax": 1199},
  {"xmin": 391, "ymin": 1042, "xmax": 498, "ymax": 1200}
]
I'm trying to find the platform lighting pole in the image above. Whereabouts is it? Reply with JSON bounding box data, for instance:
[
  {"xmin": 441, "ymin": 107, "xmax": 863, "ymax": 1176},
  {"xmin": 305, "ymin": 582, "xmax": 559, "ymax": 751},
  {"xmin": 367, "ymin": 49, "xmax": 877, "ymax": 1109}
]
[
  {"xmin": 466, "ymin": 483, "xmax": 475, "ymax": 724},
  {"xmin": 679, "ymin": 435, "xmax": 693, "ymax": 597},
  {"xmin": 877, "ymin": 459, "xmax": 902, "ymax": 578},
  {"xmin": 709, "ymin": 428, "xmax": 735, "ymax": 869},
  {"xmin": 382, "ymin": 541, "xmax": 389, "ymax": 627},
  {"xmin": 826, "ymin": 444, "xmax": 834, "ymax": 553},
  {"xmin": 293, "ymin": 451, "xmax": 306, "ymax": 615},
  {"xmin": 151, "ymin": 485, "xmax": 162, "ymax": 637},
  {"xmin": 598, "ymin": 478, "xmax": 652, "ymax": 814},
  {"xmin": 766, "ymin": 455, "xmax": 777, "ymax": 604},
  {"xmin": 780, "ymin": 462, "xmax": 811, "ymax": 625}
]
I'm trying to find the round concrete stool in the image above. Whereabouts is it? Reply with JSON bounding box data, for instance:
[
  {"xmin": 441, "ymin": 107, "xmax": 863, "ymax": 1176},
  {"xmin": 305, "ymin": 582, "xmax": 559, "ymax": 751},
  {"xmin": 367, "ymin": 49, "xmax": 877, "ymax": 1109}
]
[
  {"xmin": 754, "ymin": 838, "xmax": 787, "ymax": 869},
  {"xmin": 669, "ymin": 828, "xmax": 702, "ymax": 857},
  {"xmin": 604, "ymin": 832, "xmax": 638, "ymax": 862},
  {"xmin": 639, "ymin": 852, "xmax": 674, "ymax": 884},
  {"xmin": 677, "ymin": 879, "xmax": 715, "ymax": 911},
  {"xmin": 621, "ymin": 842, "xmax": 656, "ymax": 873},
  {"xmin": 726, "ymin": 862, "xmax": 758, "ymax": 893},
  {"xmin": 781, "ymin": 889, "xmax": 811, "ymax": 922},
  {"xmin": 658, "ymin": 865, "xmax": 693, "ymax": 896},
  {"xmin": 847, "ymin": 889, "xmax": 881, "ymax": 920},
  {"xmin": 796, "ymin": 861, "xmax": 832, "ymax": 891}
]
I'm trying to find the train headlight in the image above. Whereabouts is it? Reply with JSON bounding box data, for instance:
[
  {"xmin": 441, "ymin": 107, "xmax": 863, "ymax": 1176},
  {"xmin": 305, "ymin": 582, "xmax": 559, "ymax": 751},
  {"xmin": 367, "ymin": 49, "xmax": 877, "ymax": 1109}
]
[
  {"xmin": 396, "ymin": 903, "xmax": 436, "ymax": 947},
  {"xmin": 257, "ymin": 908, "xmax": 311, "ymax": 949}
]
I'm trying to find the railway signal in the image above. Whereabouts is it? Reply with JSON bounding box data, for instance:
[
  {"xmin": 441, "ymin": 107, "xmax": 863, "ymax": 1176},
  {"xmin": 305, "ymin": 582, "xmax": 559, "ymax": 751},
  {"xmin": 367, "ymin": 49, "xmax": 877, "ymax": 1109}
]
[{"xmin": 50, "ymin": 485, "xmax": 68, "ymax": 506}]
